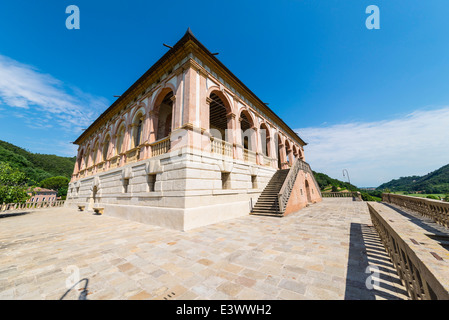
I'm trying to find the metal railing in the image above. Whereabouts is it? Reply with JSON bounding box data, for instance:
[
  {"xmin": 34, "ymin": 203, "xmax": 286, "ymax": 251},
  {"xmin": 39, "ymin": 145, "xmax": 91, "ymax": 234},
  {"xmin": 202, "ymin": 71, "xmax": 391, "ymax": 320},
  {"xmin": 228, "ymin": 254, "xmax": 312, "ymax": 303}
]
[
  {"xmin": 382, "ymin": 193, "xmax": 449, "ymax": 228},
  {"xmin": 1, "ymin": 200, "xmax": 66, "ymax": 212}
]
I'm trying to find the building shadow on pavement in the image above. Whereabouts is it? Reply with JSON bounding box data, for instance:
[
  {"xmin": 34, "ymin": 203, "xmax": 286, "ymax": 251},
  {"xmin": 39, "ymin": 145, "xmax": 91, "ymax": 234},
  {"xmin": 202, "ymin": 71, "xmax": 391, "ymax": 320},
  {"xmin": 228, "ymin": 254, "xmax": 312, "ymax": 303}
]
[
  {"xmin": 0, "ymin": 211, "xmax": 32, "ymax": 219},
  {"xmin": 344, "ymin": 223, "xmax": 409, "ymax": 300}
]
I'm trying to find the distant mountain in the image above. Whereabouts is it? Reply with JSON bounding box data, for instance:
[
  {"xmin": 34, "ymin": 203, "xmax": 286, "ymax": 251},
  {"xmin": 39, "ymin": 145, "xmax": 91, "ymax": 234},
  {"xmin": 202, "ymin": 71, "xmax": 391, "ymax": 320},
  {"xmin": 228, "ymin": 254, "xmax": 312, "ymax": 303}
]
[
  {"xmin": 376, "ymin": 164, "xmax": 449, "ymax": 193},
  {"xmin": 0, "ymin": 140, "xmax": 76, "ymax": 184}
]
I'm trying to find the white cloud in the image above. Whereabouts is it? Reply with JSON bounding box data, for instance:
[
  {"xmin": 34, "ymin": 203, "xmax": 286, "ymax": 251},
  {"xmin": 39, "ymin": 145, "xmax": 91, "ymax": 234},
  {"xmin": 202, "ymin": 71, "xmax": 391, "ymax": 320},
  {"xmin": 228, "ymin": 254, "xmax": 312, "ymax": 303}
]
[
  {"xmin": 0, "ymin": 54, "xmax": 108, "ymax": 133},
  {"xmin": 296, "ymin": 107, "xmax": 449, "ymax": 187}
]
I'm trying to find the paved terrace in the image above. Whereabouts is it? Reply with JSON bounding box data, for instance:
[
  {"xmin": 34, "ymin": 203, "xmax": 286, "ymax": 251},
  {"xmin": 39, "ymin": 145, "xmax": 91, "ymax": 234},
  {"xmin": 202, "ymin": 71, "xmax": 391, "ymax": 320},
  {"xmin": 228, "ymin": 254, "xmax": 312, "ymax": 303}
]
[{"xmin": 0, "ymin": 198, "xmax": 408, "ymax": 300}]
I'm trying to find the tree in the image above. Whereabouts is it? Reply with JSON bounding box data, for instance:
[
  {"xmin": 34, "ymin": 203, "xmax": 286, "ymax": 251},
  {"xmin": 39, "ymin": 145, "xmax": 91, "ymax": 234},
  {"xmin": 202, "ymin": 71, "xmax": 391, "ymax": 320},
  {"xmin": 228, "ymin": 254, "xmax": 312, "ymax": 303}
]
[
  {"xmin": 40, "ymin": 176, "xmax": 70, "ymax": 200},
  {"xmin": 0, "ymin": 162, "xmax": 29, "ymax": 204}
]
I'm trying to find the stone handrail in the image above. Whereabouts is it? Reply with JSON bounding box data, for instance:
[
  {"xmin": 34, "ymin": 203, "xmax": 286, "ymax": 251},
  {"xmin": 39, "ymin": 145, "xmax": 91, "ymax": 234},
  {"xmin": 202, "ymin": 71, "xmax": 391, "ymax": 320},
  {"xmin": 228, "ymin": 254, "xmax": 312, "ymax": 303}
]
[
  {"xmin": 368, "ymin": 202, "xmax": 449, "ymax": 300},
  {"xmin": 1, "ymin": 200, "xmax": 66, "ymax": 212},
  {"xmin": 303, "ymin": 161, "xmax": 322, "ymax": 199},
  {"xmin": 322, "ymin": 192, "xmax": 362, "ymax": 200},
  {"xmin": 278, "ymin": 159, "xmax": 316, "ymax": 212},
  {"xmin": 382, "ymin": 193, "xmax": 449, "ymax": 228}
]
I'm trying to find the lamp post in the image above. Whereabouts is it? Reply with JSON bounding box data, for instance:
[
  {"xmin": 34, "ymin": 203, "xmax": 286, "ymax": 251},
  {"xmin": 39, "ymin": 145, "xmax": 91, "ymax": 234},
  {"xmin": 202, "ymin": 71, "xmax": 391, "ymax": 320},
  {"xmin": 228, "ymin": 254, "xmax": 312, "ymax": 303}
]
[{"xmin": 343, "ymin": 169, "xmax": 351, "ymax": 185}]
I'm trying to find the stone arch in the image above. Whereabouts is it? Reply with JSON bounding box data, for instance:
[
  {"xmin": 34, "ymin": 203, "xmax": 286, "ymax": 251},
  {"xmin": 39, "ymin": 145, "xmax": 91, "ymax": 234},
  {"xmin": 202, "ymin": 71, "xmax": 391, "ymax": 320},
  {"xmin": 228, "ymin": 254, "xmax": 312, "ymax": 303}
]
[
  {"xmin": 84, "ymin": 146, "xmax": 92, "ymax": 168},
  {"xmin": 129, "ymin": 105, "xmax": 146, "ymax": 126},
  {"xmin": 274, "ymin": 131, "xmax": 287, "ymax": 169},
  {"xmin": 77, "ymin": 147, "xmax": 85, "ymax": 172},
  {"xmin": 115, "ymin": 122, "xmax": 127, "ymax": 155},
  {"xmin": 239, "ymin": 109, "xmax": 255, "ymax": 151},
  {"xmin": 292, "ymin": 144, "xmax": 300, "ymax": 163},
  {"xmin": 102, "ymin": 132, "xmax": 112, "ymax": 161},
  {"xmin": 207, "ymin": 87, "xmax": 234, "ymax": 114},
  {"xmin": 92, "ymin": 139, "xmax": 100, "ymax": 165},
  {"xmin": 259, "ymin": 122, "xmax": 271, "ymax": 157},
  {"xmin": 153, "ymin": 89, "xmax": 174, "ymax": 140},
  {"xmin": 298, "ymin": 146, "xmax": 305, "ymax": 160},
  {"xmin": 130, "ymin": 107, "xmax": 146, "ymax": 148},
  {"xmin": 208, "ymin": 89, "xmax": 234, "ymax": 141},
  {"xmin": 112, "ymin": 116, "xmax": 126, "ymax": 137},
  {"xmin": 285, "ymin": 139, "xmax": 292, "ymax": 165},
  {"xmin": 152, "ymin": 84, "xmax": 176, "ymax": 113}
]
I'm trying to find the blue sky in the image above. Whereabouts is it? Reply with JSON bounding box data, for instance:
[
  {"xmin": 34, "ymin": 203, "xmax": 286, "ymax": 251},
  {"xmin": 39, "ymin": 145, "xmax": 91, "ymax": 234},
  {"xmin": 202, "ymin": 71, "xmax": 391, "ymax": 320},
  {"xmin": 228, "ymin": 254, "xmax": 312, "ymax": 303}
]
[{"xmin": 0, "ymin": 0, "xmax": 448, "ymax": 186}]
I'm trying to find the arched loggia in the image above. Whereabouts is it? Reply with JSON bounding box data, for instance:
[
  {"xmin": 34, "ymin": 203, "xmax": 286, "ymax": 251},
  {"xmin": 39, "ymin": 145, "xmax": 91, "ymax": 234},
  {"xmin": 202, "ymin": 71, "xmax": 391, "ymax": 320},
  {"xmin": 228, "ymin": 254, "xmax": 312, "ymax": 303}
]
[{"xmin": 156, "ymin": 91, "xmax": 174, "ymax": 141}]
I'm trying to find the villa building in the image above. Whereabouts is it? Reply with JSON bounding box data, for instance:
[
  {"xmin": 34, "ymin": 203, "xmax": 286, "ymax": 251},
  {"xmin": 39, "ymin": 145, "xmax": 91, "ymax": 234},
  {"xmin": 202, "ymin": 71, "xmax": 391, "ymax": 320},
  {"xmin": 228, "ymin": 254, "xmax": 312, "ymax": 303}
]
[
  {"xmin": 27, "ymin": 187, "xmax": 58, "ymax": 203},
  {"xmin": 66, "ymin": 29, "xmax": 322, "ymax": 230}
]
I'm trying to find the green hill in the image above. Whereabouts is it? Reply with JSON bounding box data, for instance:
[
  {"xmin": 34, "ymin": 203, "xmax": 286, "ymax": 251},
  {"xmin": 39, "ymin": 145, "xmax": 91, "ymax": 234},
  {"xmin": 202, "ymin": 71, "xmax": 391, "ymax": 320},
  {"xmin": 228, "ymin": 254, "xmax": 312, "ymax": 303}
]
[
  {"xmin": 0, "ymin": 140, "xmax": 76, "ymax": 185},
  {"xmin": 312, "ymin": 171, "xmax": 359, "ymax": 192},
  {"xmin": 376, "ymin": 163, "xmax": 449, "ymax": 194}
]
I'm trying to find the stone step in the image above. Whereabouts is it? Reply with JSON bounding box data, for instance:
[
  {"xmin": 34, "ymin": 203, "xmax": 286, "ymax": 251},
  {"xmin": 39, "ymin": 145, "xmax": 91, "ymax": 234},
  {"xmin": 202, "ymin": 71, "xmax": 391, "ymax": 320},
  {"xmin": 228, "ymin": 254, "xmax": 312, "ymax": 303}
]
[
  {"xmin": 250, "ymin": 210, "xmax": 283, "ymax": 216},
  {"xmin": 254, "ymin": 203, "xmax": 279, "ymax": 209},
  {"xmin": 252, "ymin": 168, "xmax": 291, "ymax": 218}
]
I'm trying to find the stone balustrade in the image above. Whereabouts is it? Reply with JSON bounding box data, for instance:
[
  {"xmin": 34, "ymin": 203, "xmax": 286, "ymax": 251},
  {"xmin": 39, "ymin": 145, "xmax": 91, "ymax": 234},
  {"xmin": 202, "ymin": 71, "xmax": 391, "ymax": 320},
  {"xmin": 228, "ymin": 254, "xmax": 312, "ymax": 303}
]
[
  {"xmin": 261, "ymin": 154, "xmax": 271, "ymax": 166},
  {"xmin": 382, "ymin": 193, "xmax": 449, "ymax": 228},
  {"xmin": 322, "ymin": 192, "xmax": 362, "ymax": 200},
  {"xmin": 368, "ymin": 202, "xmax": 449, "ymax": 300},
  {"xmin": 1, "ymin": 200, "xmax": 66, "ymax": 212},
  {"xmin": 210, "ymin": 137, "xmax": 233, "ymax": 158},
  {"xmin": 243, "ymin": 149, "xmax": 256, "ymax": 163},
  {"xmin": 125, "ymin": 147, "xmax": 140, "ymax": 164},
  {"xmin": 150, "ymin": 137, "xmax": 171, "ymax": 157}
]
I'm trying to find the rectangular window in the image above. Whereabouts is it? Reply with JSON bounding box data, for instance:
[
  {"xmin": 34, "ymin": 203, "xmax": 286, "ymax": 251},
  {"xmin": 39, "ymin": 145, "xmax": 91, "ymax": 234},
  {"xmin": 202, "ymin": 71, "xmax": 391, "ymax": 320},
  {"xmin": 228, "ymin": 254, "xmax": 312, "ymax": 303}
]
[
  {"xmin": 251, "ymin": 175, "xmax": 257, "ymax": 189},
  {"xmin": 147, "ymin": 174, "xmax": 156, "ymax": 192},
  {"xmin": 123, "ymin": 178, "xmax": 129, "ymax": 193},
  {"xmin": 221, "ymin": 172, "xmax": 230, "ymax": 190}
]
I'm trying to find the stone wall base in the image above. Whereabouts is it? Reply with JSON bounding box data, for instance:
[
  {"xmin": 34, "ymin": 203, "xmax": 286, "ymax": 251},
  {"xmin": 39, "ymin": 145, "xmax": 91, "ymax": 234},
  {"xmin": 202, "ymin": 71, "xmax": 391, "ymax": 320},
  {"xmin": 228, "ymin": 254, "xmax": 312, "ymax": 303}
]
[{"xmin": 66, "ymin": 199, "xmax": 252, "ymax": 231}]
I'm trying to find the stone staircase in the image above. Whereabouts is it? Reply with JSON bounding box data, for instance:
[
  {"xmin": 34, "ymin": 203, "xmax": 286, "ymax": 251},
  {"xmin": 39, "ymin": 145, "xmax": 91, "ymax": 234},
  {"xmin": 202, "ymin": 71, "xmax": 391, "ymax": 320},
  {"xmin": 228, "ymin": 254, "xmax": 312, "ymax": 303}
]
[{"xmin": 251, "ymin": 169, "xmax": 290, "ymax": 216}]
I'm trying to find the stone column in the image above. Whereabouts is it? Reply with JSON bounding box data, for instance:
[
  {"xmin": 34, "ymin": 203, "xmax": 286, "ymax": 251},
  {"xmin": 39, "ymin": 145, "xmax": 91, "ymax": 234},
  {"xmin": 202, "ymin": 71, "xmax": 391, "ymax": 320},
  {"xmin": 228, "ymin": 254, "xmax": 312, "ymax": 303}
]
[
  {"xmin": 287, "ymin": 147, "xmax": 294, "ymax": 166},
  {"xmin": 138, "ymin": 114, "xmax": 147, "ymax": 159},
  {"xmin": 148, "ymin": 110, "xmax": 159, "ymax": 143},
  {"xmin": 280, "ymin": 143, "xmax": 289, "ymax": 169},
  {"xmin": 198, "ymin": 69, "xmax": 208, "ymax": 130},
  {"xmin": 253, "ymin": 126, "xmax": 262, "ymax": 165},
  {"xmin": 120, "ymin": 124, "xmax": 132, "ymax": 166},
  {"xmin": 234, "ymin": 116, "xmax": 244, "ymax": 160},
  {"xmin": 182, "ymin": 66, "xmax": 197, "ymax": 126}
]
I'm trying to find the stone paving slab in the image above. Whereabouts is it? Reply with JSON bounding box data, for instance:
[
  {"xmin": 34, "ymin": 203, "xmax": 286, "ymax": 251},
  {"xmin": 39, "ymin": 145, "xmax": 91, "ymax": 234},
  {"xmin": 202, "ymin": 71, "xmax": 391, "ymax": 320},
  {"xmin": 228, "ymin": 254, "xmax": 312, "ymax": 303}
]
[{"xmin": 0, "ymin": 199, "xmax": 408, "ymax": 300}]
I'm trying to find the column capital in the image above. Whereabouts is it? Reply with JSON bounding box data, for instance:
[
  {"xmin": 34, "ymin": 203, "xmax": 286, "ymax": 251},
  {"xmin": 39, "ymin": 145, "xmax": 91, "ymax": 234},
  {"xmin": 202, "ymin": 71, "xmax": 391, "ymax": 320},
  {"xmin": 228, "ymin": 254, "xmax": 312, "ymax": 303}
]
[
  {"xmin": 226, "ymin": 112, "xmax": 236, "ymax": 119},
  {"xmin": 149, "ymin": 109, "xmax": 159, "ymax": 117}
]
